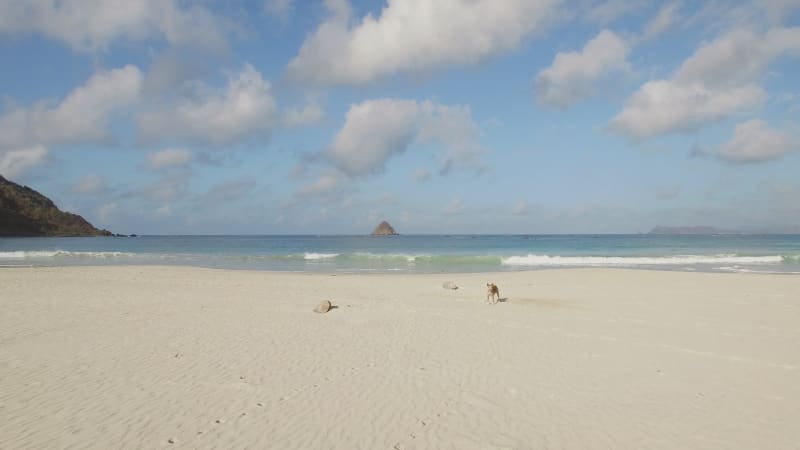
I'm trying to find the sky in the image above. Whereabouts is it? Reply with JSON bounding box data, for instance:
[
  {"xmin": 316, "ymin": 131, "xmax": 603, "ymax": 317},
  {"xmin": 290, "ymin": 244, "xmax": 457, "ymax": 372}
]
[{"xmin": 1, "ymin": 0, "xmax": 799, "ymax": 235}]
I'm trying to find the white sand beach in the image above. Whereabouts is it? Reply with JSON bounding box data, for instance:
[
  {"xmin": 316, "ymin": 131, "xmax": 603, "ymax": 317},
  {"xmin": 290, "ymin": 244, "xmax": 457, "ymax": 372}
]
[{"xmin": 1, "ymin": 266, "xmax": 798, "ymax": 449}]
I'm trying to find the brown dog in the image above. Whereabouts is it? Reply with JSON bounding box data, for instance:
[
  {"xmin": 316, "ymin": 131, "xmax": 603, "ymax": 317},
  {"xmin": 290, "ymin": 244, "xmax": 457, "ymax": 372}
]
[{"xmin": 486, "ymin": 283, "xmax": 500, "ymax": 304}]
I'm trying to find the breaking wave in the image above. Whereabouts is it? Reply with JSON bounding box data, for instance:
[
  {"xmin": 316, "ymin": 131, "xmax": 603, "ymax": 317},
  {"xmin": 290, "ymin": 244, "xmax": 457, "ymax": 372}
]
[
  {"xmin": 0, "ymin": 250, "xmax": 139, "ymax": 259},
  {"xmin": 500, "ymin": 254, "xmax": 785, "ymax": 267},
  {"xmin": 1, "ymin": 250, "xmax": 797, "ymax": 273}
]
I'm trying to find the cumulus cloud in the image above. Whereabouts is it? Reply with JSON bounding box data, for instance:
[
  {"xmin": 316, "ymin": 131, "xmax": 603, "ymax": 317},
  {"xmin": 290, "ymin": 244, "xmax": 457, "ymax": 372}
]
[
  {"xmin": 0, "ymin": 65, "xmax": 143, "ymax": 150},
  {"xmin": 0, "ymin": 145, "xmax": 47, "ymax": 178},
  {"xmin": 611, "ymin": 27, "xmax": 800, "ymax": 139},
  {"xmin": 286, "ymin": 0, "xmax": 560, "ymax": 85},
  {"xmin": 326, "ymin": 98, "xmax": 486, "ymax": 177},
  {"xmin": 0, "ymin": 65, "xmax": 141, "ymax": 176},
  {"xmin": 673, "ymin": 28, "xmax": 800, "ymax": 86},
  {"xmin": 611, "ymin": 81, "xmax": 765, "ymax": 138},
  {"xmin": 138, "ymin": 64, "xmax": 277, "ymax": 146},
  {"xmin": 147, "ymin": 148, "xmax": 192, "ymax": 170},
  {"xmin": 536, "ymin": 29, "xmax": 630, "ymax": 108},
  {"xmin": 704, "ymin": 119, "xmax": 798, "ymax": 163},
  {"xmin": 0, "ymin": 0, "xmax": 226, "ymax": 52},
  {"xmin": 70, "ymin": 174, "xmax": 107, "ymax": 195}
]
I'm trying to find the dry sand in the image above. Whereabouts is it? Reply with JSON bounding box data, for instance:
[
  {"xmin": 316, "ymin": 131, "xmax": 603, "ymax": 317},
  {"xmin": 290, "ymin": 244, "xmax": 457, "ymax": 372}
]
[{"xmin": 1, "ymin": 266, "xmax": 798, "ymax": 449}]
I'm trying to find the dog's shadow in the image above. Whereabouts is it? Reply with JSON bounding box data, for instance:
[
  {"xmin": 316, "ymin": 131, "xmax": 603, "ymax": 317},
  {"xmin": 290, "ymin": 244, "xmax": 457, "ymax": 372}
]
[{"xmin": 497, "ymin": 297, "xmax": 509, "ymax": 303}]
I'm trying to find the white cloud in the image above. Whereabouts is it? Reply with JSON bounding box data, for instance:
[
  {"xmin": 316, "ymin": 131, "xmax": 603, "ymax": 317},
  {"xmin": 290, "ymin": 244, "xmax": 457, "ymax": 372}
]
[
  {"xmin": 0, "ymin": 65, "xmax": 143, "ymax": 150},
  {"xmin": 147, "ymin": 148, "xmax": 192, "ymax": 170},
  {"xmin": 282, "ymin": 101, "xmax": 324, "ymax": 128},
  {"xmin": 287, "ymin": 0, "xmax": 560, "ymax": 85},
  {"xmin": 642, "ymin": 2, "xmax": 680, "ymax": 40},
  {"xmin": 328, "ymin": 99, "xmax": 425, "ymax": 176},
  {"xmin": 611, "ymin": 27, "xmax": 800, "ymax": 139},
  {"xmin": 327, "ymin": 98, "xmax": 486, "ymax": 177},
  {"xmin": 673, "ymin": 27, "xmax": 800, "ymax": 87},
  {"xmin": 0, "ymin": 145, "xmax": 47, "ymax": 179},
  {"xmin": 70, "ymin": 174, "xmax": 106, "ymax": 195},
  {"xmin": 0, "ymin": 0, "xmax": 226, "ymax": 52},
  {"xmin": 138, "ymin": 64, "xmax": 277, "ymax": 146},
  {"xmin": 705, "ymin": 119, "xmax": 798, "ymax": 163},
  {"xmin": 536, "ymin": 29, "xmax": 630, "ymax": 108},
  {"xmin": 611, "ymin": 81, "xmax": 765, "ymax": 138},
  {"xmin": 0, "ymin": 65, "xmax": 141, "ymax": 176}
]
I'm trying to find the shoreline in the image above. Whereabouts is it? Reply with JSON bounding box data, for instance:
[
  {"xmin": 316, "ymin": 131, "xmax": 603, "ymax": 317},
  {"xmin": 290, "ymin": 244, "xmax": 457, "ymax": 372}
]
[
  {"xmin": 2, "ymin": 266, "xmax": 799, "ymax": 449},
  {"xmin": 1, "ymin": 262, "xmax": 800, "ymax": 276}
]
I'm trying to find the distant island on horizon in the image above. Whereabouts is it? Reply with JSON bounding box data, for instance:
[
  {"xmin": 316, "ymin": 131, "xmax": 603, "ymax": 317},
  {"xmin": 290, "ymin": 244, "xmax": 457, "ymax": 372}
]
[
  {"xmin": 371, "ymin": 220, "xmax": 398, "ymax": 236},
  {"xmin": 648, "ymin": 226, "xmax": 740, "ymax": 235}
]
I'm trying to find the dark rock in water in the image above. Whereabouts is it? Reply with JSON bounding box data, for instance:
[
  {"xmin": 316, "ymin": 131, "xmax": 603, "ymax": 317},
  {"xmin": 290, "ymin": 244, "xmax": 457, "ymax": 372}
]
[
  {"xmin": 0, "ymin": 174, "xmax": 113, "ymax": 237},
  {"xmin": 371, "ymin": 220, "xmax": 398, "ymax": 236},
  {"xmin": 314, "ymin": 300, "xmax": 332, "ymax": 313}
]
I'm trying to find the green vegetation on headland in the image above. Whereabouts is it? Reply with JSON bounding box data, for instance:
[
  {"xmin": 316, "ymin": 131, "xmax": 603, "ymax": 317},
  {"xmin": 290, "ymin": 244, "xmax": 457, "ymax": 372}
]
[{"xmin": 0, "ymin": 175, "xmax": 113, "ymax": 237}]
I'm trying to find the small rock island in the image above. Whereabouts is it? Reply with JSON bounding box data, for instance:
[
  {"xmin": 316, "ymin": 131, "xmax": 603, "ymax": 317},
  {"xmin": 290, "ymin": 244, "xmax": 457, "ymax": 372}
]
[{"xmin": 371, "ymin": 220, "xmax": 398, "ymax": 236}]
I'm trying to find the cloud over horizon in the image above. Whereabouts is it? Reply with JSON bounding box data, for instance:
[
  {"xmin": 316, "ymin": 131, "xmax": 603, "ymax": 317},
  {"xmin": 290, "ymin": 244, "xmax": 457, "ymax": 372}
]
[
  {"xmin": 1, "ymin": 0, "xmax": 799, "ymax": 233},
  {"xmin": 0, "ymin": 0, "xmax": 227, "ymax": 52},
  {"xmin": 138, "ymin": 64, "xmax": 277, "ymax": 147},
  {"xmin": 325, "ymin": 98, "xmax": 486, "ymax": 177},
  {"xmin": 536, "ymin": 29, "xmax": 630, "ymax": 108},
  {"xmin": 287, "ymin": 0, "xmax": 560, "ymax": 85},
  {"xmin": 611, "ymin": 27, "xmax": 800, "ymax": 139}
]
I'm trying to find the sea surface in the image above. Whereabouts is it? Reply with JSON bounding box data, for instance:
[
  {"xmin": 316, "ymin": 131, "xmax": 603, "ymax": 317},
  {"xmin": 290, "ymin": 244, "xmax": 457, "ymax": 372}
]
[{"xmin": 1, "ymin": 234, "xmax": 800, "ymax": 274}]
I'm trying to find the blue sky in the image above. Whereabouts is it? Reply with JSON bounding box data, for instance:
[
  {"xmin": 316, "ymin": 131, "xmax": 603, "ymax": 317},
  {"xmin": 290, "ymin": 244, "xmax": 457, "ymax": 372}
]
[{"xmin": 1, "ymin": 0, "xmax": 799, "ymax": 234}]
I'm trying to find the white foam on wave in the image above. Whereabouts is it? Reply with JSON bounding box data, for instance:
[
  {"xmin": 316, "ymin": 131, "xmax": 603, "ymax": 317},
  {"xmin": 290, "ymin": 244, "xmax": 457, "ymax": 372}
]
[
  {"xmin": 501, "ymin": 254, "xmax": 784, "ymax": 267},
  {"xmin": 715, "ymin": 266, "xmax": 800, "ymax": 274},
  {"xmin": 0, "ymin": 250, "xmax": 136, "ymax": 259},
  {"xmin": 303, "ymin": 252, "xmax": 340, "ymax": 260}
]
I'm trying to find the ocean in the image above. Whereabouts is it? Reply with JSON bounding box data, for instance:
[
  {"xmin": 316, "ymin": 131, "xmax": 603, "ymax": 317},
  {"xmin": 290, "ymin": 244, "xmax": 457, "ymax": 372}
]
[{"xmin": 2, "ymin": 234, "xmax": 800, "ymax": 274}]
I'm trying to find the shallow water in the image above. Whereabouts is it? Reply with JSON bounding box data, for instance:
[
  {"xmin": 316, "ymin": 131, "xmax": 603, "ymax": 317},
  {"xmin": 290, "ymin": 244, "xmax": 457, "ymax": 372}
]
[{"xmin": 1, "ymin": 234, "xmax": 799, "ymax": 274}]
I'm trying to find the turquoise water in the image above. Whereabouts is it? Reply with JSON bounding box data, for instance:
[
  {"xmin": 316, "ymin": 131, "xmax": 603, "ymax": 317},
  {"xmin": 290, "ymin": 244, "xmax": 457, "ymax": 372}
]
[{"xmin": 1, "ymin": 234, "xmax": 799, "ymax": 273}]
